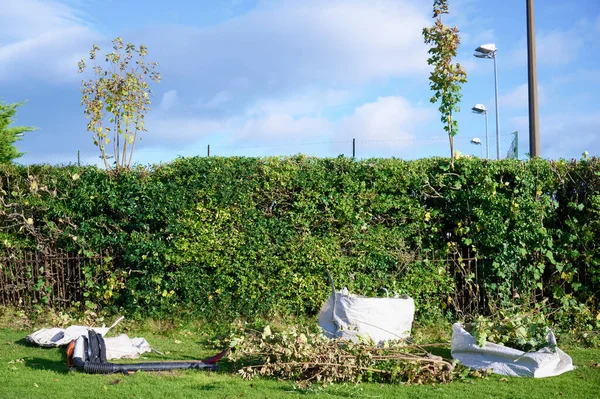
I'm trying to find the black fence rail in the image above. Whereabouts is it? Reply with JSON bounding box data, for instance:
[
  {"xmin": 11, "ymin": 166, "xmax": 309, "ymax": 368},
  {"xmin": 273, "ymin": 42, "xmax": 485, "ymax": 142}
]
[
  {"xmin": 1, "ymin": 247, "xmax": 559, "ymax": 316},
  {"xmin": 0, "ymin": 249, "xmax": 109, "ymax": 308},
  {"xmin": 422, "ymin": 248, "xmax": 482, "ymax": 316}
]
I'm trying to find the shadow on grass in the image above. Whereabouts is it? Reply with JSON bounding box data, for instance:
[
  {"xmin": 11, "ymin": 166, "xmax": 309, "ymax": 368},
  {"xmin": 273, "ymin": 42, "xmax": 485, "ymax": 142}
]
[
  {"xmin": 14, "ymin": 337, "xmax": 37, "ymax": 347},
  {"xmin": 20, "ymin": 338, "xmax": 71, "ymax": 374},
  {"xmin": 24, "ymin": 357, "xmax": 71, "ymax": 374},
  {"xmin": 275, "ymin": 383, "xmax": 366, "ymax": 397},
  {"xmin": 192, "ymin": 383, "xmax": 218, "ymax": 391}
]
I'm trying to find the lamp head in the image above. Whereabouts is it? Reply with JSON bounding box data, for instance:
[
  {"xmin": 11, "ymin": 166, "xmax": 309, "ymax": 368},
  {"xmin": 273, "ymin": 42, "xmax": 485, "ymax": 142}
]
[
  {"xmin": 471, "ymin": 104, "xmax": 487, "ymax": 114},
  {"xmin": 475, "ymin": 43, "xmax": 497, "ymax": 54},
  {"xmin": 471, "ymin": 138, "xmax": 482, "ymax": 145}
]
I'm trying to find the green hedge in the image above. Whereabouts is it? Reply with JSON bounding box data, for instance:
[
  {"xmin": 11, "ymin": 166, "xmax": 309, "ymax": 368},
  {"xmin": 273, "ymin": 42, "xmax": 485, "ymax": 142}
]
[{"xmin": 1, "ymin": 156, "xmax": 599, "ymax": 326}]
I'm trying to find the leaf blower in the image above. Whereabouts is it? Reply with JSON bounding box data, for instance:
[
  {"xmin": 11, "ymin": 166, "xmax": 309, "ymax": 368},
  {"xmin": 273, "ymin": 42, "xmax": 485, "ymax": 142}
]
[{"xmin": 66, "ymin": 330, "xmax": 227, "ymax": 374}]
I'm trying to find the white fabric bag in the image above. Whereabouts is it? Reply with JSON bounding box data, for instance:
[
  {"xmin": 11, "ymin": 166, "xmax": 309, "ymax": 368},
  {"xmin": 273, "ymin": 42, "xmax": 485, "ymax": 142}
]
[
  {"xmin": 318, "ymin": 288, "xmax": 415, "ymax": 344},
  {"xmin": 451, "ymin": 323, "xmax": 574, "ymax": 378}
]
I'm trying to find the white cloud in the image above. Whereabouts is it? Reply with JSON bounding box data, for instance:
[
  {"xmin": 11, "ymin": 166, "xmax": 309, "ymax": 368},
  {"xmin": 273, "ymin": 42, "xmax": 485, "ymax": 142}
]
[
  {"xmin": 508, "ymin": 24, "xmax": 591, "ymax": 68},
  {"xmin": 201, "ymin": 91, "xmax": 233, "ymax": 109},
  {"xmin": 158, "ymin": 90, "xmax": 178, "ymax": 112},
  {"xmin": 462, "ymin": 29, "xmax": 496, "ymax": 48},
  {"xmin": 550, "ymin": 69, "xmax": 600, "ymax": 86},
  {"xmin": 237, "ymin": 114, "xmax": 332, "ymax": 142},
  {"xmin": 0, "ymin": 0, "xmax": 89, "ymax": 41},
  {"xmin": 511, "ymin": 113, "xmax": 600, "ymax": 159},
  {"xmin": 143, "ymin": 95, "xmax": 434, "ymax": 156},
  {"xmin": 246, "ymin": 89, "xmax": 353, "ymax": 118},
  {"xmin": 0, "ymin": 0, "xmax": 100, "ymax": 83},
  {"xmin": 143, "ymin": 116, "xmax": 227, "ymax": 144},
  {"xmin": 142, "ymin": 0, "xmax": 430, "ymax": 90},
  {"xmin": 499, "ymin": 83, "xmax": 545, "ymax": 110},
  {"xmin": 336, "ymin": 96, "xmax": 433, "ymax": 151}
]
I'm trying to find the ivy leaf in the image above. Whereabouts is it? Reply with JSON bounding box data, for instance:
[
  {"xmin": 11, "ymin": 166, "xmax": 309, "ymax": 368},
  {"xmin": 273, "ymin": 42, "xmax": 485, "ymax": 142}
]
[{"xmin": 545, "ymin": 251, "xmax": 556, "ymax": 265}]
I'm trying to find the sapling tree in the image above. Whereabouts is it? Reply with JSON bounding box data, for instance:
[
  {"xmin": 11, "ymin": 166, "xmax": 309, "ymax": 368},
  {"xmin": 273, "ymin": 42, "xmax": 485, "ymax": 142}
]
[
  {"xmin": 78, "ymin": 38, "xmax": 161, "ymax": 172},
  {"xmin": 422, "ymin": 0, "xmax": 467, "ymax": 161}
]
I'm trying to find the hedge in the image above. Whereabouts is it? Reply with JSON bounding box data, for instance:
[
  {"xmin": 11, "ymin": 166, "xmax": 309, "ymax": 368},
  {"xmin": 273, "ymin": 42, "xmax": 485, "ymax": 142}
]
[{"xmin": 0, "ymin": 156, "xmax": 599, "ymax": 327}]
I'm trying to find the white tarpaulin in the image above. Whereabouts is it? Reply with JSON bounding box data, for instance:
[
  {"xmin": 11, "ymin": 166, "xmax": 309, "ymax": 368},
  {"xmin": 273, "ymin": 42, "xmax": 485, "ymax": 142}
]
[
  {"xmin": 318, "ymin": 288, "xmax": 415, "ymax": 344},
  {"xmin": 103, "ymin": 334, "xmax": 152, "ymax": 360},
  {"xmin": 451, "ymin": 323, "xmax": 574, "ymax": 378},
  {"xmin": 26, "ymin": 320, "xmax": 121, "ymax": 347}
]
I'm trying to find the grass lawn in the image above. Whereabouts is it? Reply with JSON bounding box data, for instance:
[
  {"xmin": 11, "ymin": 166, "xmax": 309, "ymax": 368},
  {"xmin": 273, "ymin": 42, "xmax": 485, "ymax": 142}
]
[{"xmin": 1, "ymin": 326, "xmax": 599, "ymax": 399}]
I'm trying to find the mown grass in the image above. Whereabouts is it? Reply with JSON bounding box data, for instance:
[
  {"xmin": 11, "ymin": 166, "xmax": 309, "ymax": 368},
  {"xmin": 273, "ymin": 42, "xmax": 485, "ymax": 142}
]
[{"xmin": 1, "ymin": 325, "xmax": 599, "ymax": 399}]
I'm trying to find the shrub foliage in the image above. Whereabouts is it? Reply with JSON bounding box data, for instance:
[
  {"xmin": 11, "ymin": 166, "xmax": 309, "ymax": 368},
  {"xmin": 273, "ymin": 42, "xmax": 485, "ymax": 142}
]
[{"xmin": 0, "ymin": 156, "xmax": 599, "ymax": 330}]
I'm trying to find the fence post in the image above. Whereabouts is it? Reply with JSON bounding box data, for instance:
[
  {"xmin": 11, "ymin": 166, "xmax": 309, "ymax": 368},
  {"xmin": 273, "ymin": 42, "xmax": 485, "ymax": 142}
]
[{"xmin": 43, "ymin": 250, "xmax": 51, "ymax": 306}]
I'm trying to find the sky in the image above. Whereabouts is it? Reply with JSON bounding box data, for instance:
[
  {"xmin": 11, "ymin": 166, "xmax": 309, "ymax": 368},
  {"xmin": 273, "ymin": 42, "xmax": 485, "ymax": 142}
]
[{"xmin": 1, "ymin": 0, "xmax": 599, "ymax": 166}]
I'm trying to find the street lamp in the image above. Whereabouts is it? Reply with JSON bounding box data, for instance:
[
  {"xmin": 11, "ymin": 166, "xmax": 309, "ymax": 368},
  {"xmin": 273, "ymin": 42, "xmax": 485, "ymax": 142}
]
[
  {"xmin": 474, "ymin": 43, "xmax": 501, "ymax": 160},
  {"xmin": 470, "ymin": 137, "xmax": 483, "ymax": 158},
  {"xmin": 471, "ymin": 104, "xmax": 489, "ymax": 159}
]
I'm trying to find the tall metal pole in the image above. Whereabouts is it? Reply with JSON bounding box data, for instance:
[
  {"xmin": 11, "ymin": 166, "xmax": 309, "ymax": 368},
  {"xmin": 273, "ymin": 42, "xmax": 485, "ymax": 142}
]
[
  {"xmin": 352, "ymin": 138, "xmax": 356, "ymax": 158},
  {"xmin": 207, "ymin": 144, "xmax": 210, "ymax": 157},
  {"xmin": 485, "ymin": 112, "xmax": 489, "ymax": 159},
  {"xmin": 493, "ymin": 54, "xmax": 501, "ymax": 160},
  {"xmin": 527, "ymin": 0, "xmax": 540, "ymax": 157}
]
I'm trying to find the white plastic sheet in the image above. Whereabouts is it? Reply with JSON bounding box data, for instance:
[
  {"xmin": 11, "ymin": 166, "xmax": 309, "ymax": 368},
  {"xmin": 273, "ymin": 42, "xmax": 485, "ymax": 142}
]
[
  {"xmin": 26, "ymin": 317, "xmax": 123, "ymax": 347},
  {"xmin": 103, "ymin": 334, "xmax": 151, "ymax": 360},
  {"xmin": 27, "ymin": 325, "xmax": 114, "ymax": 347},
  {"xmin": 318, "ymin": 288, "xmax": 415, "ymax": 344},
  {"xmin": 451, "ymin": 323, "xmax": 574, "ymax": 378}
]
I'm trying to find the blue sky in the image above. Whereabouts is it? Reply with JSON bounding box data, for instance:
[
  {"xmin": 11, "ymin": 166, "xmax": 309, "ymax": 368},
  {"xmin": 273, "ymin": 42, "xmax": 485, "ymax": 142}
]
[{"xmin": 1, "ymin": 0, "xmax": 599, "ymax": 166}]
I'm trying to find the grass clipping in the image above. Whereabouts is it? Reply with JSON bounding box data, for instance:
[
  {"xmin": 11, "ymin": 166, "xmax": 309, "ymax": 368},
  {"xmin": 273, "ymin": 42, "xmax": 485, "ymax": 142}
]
[{"xmin": 227, "ymin": 324, "xmax": 464, "ymax": 387}]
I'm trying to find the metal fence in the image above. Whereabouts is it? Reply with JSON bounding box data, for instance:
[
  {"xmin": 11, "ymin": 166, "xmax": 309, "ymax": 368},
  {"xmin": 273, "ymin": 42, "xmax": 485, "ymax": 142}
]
[{"xmin": 0, "ymin": 249, "xmax": 110, "ymax": 308}]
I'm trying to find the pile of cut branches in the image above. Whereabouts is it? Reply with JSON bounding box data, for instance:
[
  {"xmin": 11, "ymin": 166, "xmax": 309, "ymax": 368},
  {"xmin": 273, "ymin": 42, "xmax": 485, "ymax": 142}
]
[{"xmin": 227, "ymin": 324, "xmax": 466, "ymax": 386}]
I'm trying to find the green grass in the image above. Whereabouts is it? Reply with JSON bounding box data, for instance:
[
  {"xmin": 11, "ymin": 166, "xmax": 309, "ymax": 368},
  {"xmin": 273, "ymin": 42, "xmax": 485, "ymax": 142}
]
[{"xmin": 1, "ymin": 326, "xmax": 599, "ymax": 399}]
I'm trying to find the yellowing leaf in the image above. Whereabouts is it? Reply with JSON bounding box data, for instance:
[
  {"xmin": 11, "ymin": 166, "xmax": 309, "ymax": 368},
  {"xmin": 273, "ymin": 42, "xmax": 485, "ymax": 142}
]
[
  {"xmin": 262, "ymin": 325, "xmax": 273, "ymax": 339},
  {"xmin": 26, "ymin": 218, "xmax": 33, "ymax": 225}
]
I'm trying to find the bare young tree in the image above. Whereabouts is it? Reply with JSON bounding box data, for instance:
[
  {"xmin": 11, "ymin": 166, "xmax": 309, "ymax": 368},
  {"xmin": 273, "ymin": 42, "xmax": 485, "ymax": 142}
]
[
  {"xmin": 78, "ymin": 38, "xmax": 161, "ymax": 172},
  {"xmin": 423, "ymin": 0, "xmax": 467, "ymax": 162}
]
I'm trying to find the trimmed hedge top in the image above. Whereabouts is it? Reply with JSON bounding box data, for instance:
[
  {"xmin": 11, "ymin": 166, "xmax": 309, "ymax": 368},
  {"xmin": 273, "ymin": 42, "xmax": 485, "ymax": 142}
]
[{"xmin": 1, "ymin": 156, "xmax": 599, "ymax": 325}]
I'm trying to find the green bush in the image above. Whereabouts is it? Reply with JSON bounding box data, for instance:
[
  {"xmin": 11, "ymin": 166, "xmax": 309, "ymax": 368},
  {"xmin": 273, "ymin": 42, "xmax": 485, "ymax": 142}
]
[{"xmin": 0, "ymin": 156, "xmax": 599, "ymax": 329}]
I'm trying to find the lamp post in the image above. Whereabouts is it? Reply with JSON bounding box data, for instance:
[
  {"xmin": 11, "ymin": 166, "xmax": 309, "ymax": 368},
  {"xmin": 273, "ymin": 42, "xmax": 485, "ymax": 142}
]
[
  {"xmin": 471, "ymin": 104, "xmax": 489, "ymax": 159},
  {"xmin": 474, "ymin": 43, "xmax": 501, "ymax": 160},
  {"xmin": 470, "ymin": 137, "xmax": 483, "ymax": 158},
  {"xmin": 527, "ymin": 0, "xmax": 540, "ymax": 157}
]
